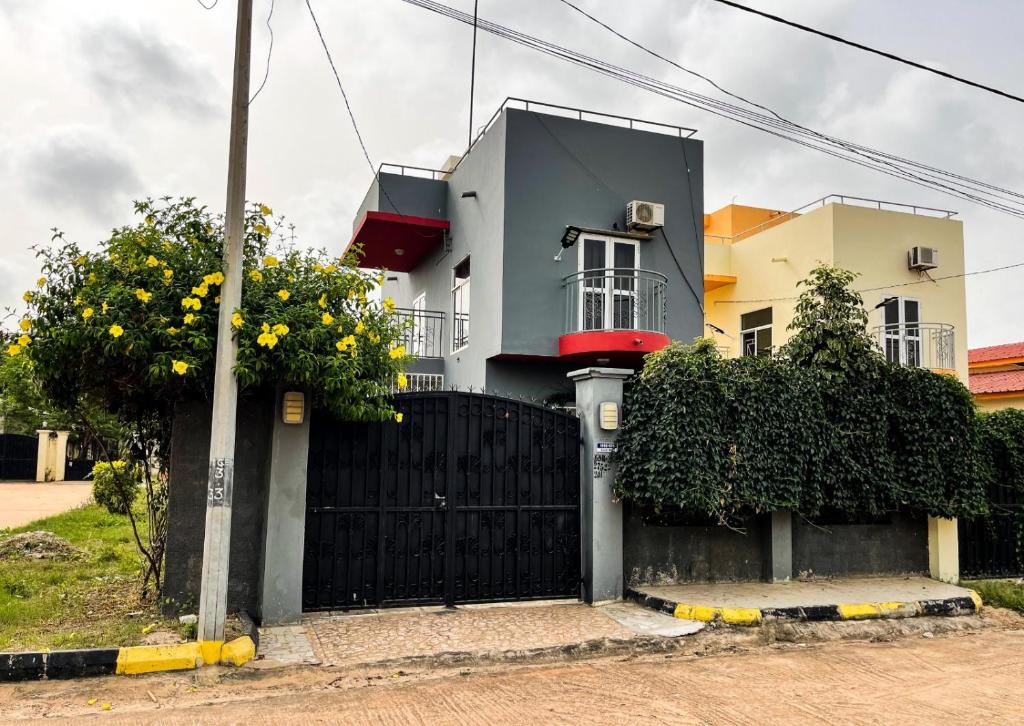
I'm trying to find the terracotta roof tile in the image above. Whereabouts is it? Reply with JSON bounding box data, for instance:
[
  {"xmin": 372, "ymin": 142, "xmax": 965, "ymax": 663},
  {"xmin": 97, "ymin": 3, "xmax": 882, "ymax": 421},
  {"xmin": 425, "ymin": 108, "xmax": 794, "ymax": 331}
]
[
  {"xmin": 969, "ymin": 369, "xmax": 1024, "ymax": 395},
  {"xmin": 968, "ymin": 341, "xmax": 1024, "ymax": 364}
]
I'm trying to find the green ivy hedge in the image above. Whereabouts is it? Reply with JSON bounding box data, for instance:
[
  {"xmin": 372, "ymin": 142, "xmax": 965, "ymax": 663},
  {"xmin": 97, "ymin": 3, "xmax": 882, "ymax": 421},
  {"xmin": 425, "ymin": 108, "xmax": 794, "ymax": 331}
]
[{"xmin": 614, "ymin": 339, "xmax": 993, "ymax": 523}]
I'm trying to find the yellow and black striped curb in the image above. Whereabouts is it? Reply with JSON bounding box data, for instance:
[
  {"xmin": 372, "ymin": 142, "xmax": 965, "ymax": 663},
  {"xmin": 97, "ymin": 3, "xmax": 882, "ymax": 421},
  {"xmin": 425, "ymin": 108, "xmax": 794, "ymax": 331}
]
[
  {"xmin": 0, "ymin": 635, "xmax": 257, "ymax": 682},
  {"xmin": 626, "ymin": 588, "xmax": 984, "ymax": 627}
]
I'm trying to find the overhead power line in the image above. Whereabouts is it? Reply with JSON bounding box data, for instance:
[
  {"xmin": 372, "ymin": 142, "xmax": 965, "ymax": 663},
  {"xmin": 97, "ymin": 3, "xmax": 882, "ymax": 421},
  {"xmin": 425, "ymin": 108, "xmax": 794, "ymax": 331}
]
[
  {"xmin": 249, "ymin": 0, "xmax": 275, "ymax": 104},
  {"xmin": 707, "ymin": 0, "xmax": 1024, "ymax": 105},
  {"xmin": 400, "ymin": 0, "xmax": 1024, "ymax": 220},
  {"xmin": 304, "ymin": 0, "xmax": 405, "ymax": 217}
]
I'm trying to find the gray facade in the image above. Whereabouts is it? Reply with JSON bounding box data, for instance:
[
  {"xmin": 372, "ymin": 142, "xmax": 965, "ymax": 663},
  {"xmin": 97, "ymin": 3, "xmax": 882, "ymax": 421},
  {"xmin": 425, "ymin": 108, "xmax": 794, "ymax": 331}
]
[{"xmin": 357, "ymin": 106, "xmax": 705, "ymax": 399}]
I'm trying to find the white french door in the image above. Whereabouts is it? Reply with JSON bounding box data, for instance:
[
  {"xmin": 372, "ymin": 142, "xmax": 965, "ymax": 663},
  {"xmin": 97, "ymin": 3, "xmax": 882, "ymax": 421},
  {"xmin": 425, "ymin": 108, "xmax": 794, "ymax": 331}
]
[
  {"xmin": 578, "ymin": 236, "xmax": 639, "ymax": 331},
  {"xmin": 882, "ymin": 297, "xmax": 921, "ymax": 366}
]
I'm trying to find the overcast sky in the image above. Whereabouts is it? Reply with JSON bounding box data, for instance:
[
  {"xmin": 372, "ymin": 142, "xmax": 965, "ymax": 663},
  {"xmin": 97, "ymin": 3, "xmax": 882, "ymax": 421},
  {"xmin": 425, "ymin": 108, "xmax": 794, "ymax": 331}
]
[{"xmin": 2, "ymin": 0, "xmax": 1022, "ymax": 346}]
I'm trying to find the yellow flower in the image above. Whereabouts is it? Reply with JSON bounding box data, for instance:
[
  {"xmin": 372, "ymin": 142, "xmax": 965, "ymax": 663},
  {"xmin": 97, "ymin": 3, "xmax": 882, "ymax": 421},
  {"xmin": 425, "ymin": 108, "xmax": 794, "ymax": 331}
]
[
  {"xmin": 181, "ymin": 297, "xmax": 201, "ymax": 311},
  {"xmin": 318, "ymin": 294, "xmax": 327, "ymax": 309},
  {"xmin": 272, "ymin": 323, "xmax": 289, "ymax": 336},
  {"xmin": 144, "ymin": 214, "xmax": 155, "ymax": 225},
  {"xmin": 263, "ymin": 255, "xmax": 278, "ymax": 267},
  {"xmin": 205, "ymin": 271, "xmax": 225, "ymax": 286},
  {"xmin": 88, "ymin": 272, "xmax": 97, "ymax": 283},
  {"xmin": 249, "ymin": 269, "xmax": 263, "ymax": 282},
  {"xmin": 346, "ymin": 290, "xmax": 355, "ymax": 301},
  {"xmin": 377, "ymin": 274, "xmax": 386, "ymax": 285},
  {"xmin": 214, "ymin": 295, "xmax": 221, "ymax": 305},
  {"xmin": 335, "ymin": 340, "xmax": 348, "ymax": 352},
  {"xmin": 172, "ymin": 360, "xmax": 189, "ymax": 376},
  {"xmin": 183, "ymin": 313, "xmax": 196, "ymax": 325},
  {"xmin": 325, "ymin": 263, "xmax": 337, "ymax": 274},
  {"xmin": 192, "ymin": 284, "xmax": 209, "ymax": 298},
  {"xmin": 397, "ymin": 373, "xmax": 408, "ymax": 390},
  {"xmin": 146, "ymin": 255, "xmax": 159, "ymax": 267},
  {"xmin": 17, "ymin": 335, "xmax": 30, "ymax": 347},
  {"xmin": 37, "ymin": 277, "xmax": 46, "ymax": 288},
  {"xmin": 135, "ymin": 288, "xmax": 152, "ymax": 303},
  {"xmin": 342, "ymin": 334, "xmax": 356, "ymax": 346},
  {"xmin": 74, "ymin": 255, "xmax": 87, "ymax": 266},
  {"xmin": 389, "ymin": 345, "xmax": 406, "ymax": 360},
  {"xmin": 395, "ymin": 412, "xmax": 404, "ymax": 424},
  {"xmin": 313, "ymin": 263, "xmax": 324, "ymax": 273},
  {"xmin": 355, "ymin": 321, "xmax": 366, "ymax": 335},
  {"xmin": 19, "ymin": 319, "xmax": 31, "ymax": 332},
  {"xmin": 255, "ymin": 223, "xmax": 271, "ymax": 237},
  {"xmin": 288, "ymin": 274, "xmax": 295, "ymax": 283},
  {"xmin": 382, "ymin": 297, "xmax": 396, "ymax": 312},
  {"xmin": 322, "ymin": 312, "xmax": 334, "ymax": 325},
  {"xmin": 163, "ymin": 269, "xmax": 174, "ymax": 282},
  {"xmin": 260, "ymin": 203, "xmax": 273, "ymax": 216},
  {"xmin": 257, "ymin": 332, "xmax": 279, "ymax": 349},
  {"xmin": 82, "ymin": 308, "xmax": 94, "ymax": 320},
  {"xmin": 277, "ymin": 289, "xmax": 290, "ymax": 301},
  {"xmin": 7, "ymin": 344, "xmax": 21, "ymax": 357},
  {"xmin": 102, "ymin": 302, "xmax": 109, "ymax": 314},
  {"xmin": 167, "ymin": 327, "xmax": 179, "ymax": 335},
  {"xmin": 23, "ymin": 291, "xmax": 33, "ymax": 302},
  {"xmin": 261, "ymin": 322, "xmax": 270, "ymax": 333},
  {"xmin": 108, "ymin": 324, "xmax": 124, "ymax": 338},
  {"xmin": 368, "ymin": 331, "xmax": 381, "ymax": 344},
  {"xmin": 231, "ymin": 312, "xmax": 243, "ymax": 329}
]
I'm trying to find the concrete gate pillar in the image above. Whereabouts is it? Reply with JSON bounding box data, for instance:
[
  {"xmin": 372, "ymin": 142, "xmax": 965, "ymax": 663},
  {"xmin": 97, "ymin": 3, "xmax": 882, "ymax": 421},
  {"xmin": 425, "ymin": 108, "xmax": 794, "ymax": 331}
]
[
  {"xmin": 928, "ymin": 517, "xmax": 959, "ymax": 583},
  {"xmin": 35, "ymin": 430, "xmax": 69, "ymax": 482},
  {"xmin": 569, "ymin": 367, "xmax": 633, "ymax": 604},
  {"xmin": 259, "ymin": 388, "xmax": 311, "ymax": 625},
  {"xmin": 768, "ymin": 510, "xmax": 793, "ymax": 582}
]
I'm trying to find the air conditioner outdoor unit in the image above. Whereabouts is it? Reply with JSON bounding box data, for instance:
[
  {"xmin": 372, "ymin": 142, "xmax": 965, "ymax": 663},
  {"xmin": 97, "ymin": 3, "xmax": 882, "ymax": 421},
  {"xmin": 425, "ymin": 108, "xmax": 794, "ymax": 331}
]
[
  {"xmin": 908, "ymin": 246, "xmax": 938, "ymax": 271},
  {"xmin": 626, "ymin": 200, "xmax": 665, "ymax": 231}
]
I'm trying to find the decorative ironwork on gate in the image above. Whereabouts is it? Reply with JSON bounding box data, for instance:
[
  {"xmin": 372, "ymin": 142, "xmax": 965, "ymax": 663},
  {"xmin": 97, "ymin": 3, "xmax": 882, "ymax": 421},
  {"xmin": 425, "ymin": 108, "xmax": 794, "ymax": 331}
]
[
  {"xmin": 959, "ymin": 479, "xmax": 1024, "ymax": 578},
  {"xmin": 0, "ymin": 433, "xmax": 37, "ymax": 481},
  {"xmin": 302, "ymin": 391, "xmax": 582, "ymax": 610}
]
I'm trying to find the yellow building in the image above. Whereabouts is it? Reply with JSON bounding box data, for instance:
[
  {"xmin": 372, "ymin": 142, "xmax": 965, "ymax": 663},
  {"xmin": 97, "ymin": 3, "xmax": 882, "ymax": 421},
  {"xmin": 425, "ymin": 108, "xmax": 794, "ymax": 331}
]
[
  {"xmin": 968, "ymin": 342, "xmax": 1024, "ymax": 411},
  {"xmin": 703, "ymin": 196, "xmax": 968, "ymax": 382}
]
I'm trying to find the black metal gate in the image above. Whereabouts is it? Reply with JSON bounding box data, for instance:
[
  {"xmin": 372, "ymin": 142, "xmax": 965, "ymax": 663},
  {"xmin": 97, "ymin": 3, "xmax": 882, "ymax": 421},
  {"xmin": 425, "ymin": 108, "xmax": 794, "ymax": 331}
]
[
  {"xmin": 302, "ymin": 391, "xmax": 582, "ymax": 610},
  {"xmin": 0, "ymin": 433, "xmax": 37, "ymax": 481},
  {"xmin": 959, "ymin": 479, "xmax": 1023, "ymax": 578}
]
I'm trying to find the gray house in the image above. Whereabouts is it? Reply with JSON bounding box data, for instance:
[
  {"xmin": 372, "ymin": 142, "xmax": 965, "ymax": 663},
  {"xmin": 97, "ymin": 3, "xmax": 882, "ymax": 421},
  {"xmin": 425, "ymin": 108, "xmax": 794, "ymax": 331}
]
[{"xmin": 348, "ymin": 99, "xmax": 706, "ymax": 400}]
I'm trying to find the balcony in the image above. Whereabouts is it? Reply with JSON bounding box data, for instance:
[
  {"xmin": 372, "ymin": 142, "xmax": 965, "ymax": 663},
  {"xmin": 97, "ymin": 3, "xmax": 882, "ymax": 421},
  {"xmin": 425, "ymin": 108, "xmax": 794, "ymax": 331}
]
[
  {"xmin": 872, "ymin": 322, "xmax": 956, "ymax": 372},
  {"xmin": 394, "ymin": 308, "xmax": 445, "ymax": 359},
  {"xmin": 559, "ymin": 268, "xmax": 670, "ymax": 362}
]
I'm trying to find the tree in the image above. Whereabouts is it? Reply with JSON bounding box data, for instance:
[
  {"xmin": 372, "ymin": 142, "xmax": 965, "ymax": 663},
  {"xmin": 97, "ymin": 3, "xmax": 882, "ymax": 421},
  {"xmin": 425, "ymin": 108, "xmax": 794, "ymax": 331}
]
[
  {"xmin": 782, "ymin": 263, "xmax": 882, "ymax": 381},
  {"xmin": 4, "ymin": 197, "xmax": 412, "ymax": 596}
]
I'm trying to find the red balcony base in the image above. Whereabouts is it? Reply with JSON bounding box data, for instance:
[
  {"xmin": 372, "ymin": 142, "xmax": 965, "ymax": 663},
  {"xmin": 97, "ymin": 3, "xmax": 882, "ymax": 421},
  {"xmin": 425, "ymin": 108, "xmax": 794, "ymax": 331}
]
[{"xmin": 558, "ymin": 330, "xmax": 670, "ymax": 364}]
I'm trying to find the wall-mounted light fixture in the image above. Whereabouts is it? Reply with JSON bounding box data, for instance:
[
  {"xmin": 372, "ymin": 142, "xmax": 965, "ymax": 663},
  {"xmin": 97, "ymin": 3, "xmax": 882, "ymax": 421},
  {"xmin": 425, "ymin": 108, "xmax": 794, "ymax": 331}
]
[
  {"xmin": 461, "ymin": 190, "xmax": 478, "ymax": 198},
  {"xmin": 555, "ymin": 225, "xmax": 582, "ymax": 261},
  {"xmin": 599, "ymin": 402, "xmax": 619, "ymax": 431},
  {"xmin": 394, "ymin": 248, "xmax": 405, "ymax": 256},
  {"xmin": 282, "ymin": 391, "xmax": 305, "ymax": 425}
]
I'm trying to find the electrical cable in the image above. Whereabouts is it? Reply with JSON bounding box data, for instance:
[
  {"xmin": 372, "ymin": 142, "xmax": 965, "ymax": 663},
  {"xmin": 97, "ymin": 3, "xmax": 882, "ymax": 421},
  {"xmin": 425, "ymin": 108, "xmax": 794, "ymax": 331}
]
[
  {"xmin": 249, "ymin": 0, "xmax": 275, "ymax": 105},
  {"xmin": 195, "ymin": 0, "xmax": 218, "ymax": 8},
  {"xmin": 706, "ymin": 0, "xmax": 1024, "ymax": 105},
  {"xmin": 399, "ymin": 0, "xmax": 1024, "ymax": 220},
  {"xmin": 305, "ymin": 0, "xmax": 405, "ymax": 217}
]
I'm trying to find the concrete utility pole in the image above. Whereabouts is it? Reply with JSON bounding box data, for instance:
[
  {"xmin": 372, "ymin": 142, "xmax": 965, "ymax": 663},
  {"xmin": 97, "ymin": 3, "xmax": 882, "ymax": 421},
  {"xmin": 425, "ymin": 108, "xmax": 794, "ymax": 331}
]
[{"xmin": 197, "ymin": 0, "xmax": 254, "ymax": 647}]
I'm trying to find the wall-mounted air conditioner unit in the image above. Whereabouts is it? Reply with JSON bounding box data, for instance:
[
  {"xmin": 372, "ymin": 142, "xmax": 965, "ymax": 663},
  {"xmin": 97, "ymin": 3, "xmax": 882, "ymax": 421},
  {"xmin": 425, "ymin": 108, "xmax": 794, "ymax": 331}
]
[
  {"xmin": 626, "ymin": 200, "xmax": 665, "ymax": 231},
  {"xmin": 908, "ymin": 246, "xmax": 938, "ymax": 271}
]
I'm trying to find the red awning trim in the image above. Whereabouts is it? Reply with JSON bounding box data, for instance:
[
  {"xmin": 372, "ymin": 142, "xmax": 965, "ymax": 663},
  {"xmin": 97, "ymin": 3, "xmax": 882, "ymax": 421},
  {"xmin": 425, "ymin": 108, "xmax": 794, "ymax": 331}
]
[{"xmin": 345, "ymin": 211, "xmax": 450, "ymax": 272}]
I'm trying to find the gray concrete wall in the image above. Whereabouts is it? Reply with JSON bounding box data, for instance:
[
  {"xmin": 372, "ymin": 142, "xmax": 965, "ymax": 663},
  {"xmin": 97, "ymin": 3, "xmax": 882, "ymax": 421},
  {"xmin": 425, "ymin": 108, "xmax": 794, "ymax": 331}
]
[
  {"xmin": 501, "ymin": 109, "xmax": 705, "ymax": 357},
  {"xmin": 624, "ymin": 509, "xmax": 770, "ymax": 585},
  {"xmin": 792, "ymin": 513, "xmax": 928, "ymax": 577},
  {"xmin": 353, "ymin": 172, "xmax": 448, "ymax": 231},
  {"xmin": 163, "ymin": 394, "xmax": 273, "ymax": 615},
  {"xmin": 485, "ymin": 358, "xmax": 576, "ymax": 401}
]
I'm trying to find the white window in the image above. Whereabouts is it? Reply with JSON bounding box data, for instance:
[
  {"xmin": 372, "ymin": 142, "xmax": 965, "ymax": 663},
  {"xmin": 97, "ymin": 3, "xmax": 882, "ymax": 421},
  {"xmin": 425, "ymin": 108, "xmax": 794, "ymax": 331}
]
[
  {"xmin": 410, "ymin": 293, "xmax": 426, "ymax": 357},
  {"xmin": 740, "ymin": 307, "xmax": 773, "ymax": 357},
  {"xmin": 577, "ymin": 235, "xmax": 639, "ymax": 331},
  {"xmin": 451, "ymin": 257, "xmax": 470, "ymax": 352},
  {"xmin": 881, "ymin": 296, "xmax": 921, "ymax": 366}
]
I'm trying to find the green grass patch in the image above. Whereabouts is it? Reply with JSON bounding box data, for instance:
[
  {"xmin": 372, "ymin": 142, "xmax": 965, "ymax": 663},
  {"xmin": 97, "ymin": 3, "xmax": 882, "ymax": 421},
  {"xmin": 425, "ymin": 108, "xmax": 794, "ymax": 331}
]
[
  {"xmin": 964, "ymin": 579, "xmax": 1024, "ymax": 614},
  {"xmin": 0, "ymin": 502, "xmax": 180, "ymax": 651}
]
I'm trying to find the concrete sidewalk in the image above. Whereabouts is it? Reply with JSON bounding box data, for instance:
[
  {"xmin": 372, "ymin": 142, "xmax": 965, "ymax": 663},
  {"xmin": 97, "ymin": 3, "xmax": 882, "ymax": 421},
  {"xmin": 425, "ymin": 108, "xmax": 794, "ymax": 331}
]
[
  {"xmin": 630, "ymin": 576, "xmax": 980, "ymax": 624},
  {"xmin": 0, "ymin": 481, "xmax": 92, "ymax": 528},
  {"xmin": 257, "ymin": 600, "xmax": 701, "ymax": 669}
]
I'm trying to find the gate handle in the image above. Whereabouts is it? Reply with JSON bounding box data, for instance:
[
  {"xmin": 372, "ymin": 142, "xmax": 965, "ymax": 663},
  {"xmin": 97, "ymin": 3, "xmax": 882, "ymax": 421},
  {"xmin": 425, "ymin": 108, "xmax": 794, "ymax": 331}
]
[{"xmin": 434, "ymin": 493, "xmax": 447, "ymax": 510}]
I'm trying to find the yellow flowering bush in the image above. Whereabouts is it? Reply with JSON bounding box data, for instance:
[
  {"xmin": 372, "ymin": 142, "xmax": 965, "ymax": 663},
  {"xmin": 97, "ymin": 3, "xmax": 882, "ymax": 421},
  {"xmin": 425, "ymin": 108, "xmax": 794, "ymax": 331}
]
[{"xmin": 9, "ymin": 197, "xmax": 411, "ymax": 431}]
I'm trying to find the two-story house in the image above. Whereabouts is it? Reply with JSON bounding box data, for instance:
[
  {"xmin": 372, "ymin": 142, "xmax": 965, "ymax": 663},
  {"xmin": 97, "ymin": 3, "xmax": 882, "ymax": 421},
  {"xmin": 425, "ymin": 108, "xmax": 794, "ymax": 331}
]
[
  {"xmin": 702, "ymin": 197, "xmax": 968, "ymax": 382},
  {"xmin": 347, "ymin": 99, "xmax": 706, "ymax": 400}
]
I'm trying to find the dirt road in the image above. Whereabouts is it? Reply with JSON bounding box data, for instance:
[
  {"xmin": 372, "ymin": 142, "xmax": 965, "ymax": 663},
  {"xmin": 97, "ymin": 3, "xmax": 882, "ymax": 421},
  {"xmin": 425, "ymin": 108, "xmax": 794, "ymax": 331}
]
[{"xmin": 3, "ymin": 625, "xmax": 1023, "ymax": 723}]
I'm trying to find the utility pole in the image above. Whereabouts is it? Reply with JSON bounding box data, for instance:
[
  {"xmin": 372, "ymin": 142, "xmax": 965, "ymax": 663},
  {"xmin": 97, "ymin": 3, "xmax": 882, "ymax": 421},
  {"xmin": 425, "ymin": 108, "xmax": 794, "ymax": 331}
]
[
  {"xmin": 467, "ymin": 0, "xmax": 479, "ymax": 151},
  {"xmin": 197, "ymin": 0, "xmax": 254, "ymax": 648}
]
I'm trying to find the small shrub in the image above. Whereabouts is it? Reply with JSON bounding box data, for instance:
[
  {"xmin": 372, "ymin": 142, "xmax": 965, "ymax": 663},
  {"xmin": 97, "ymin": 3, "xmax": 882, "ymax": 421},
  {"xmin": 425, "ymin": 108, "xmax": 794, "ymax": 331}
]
[{"xmin": 91, "ymin": 461, "xmax": 141, "ymax": 516}]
